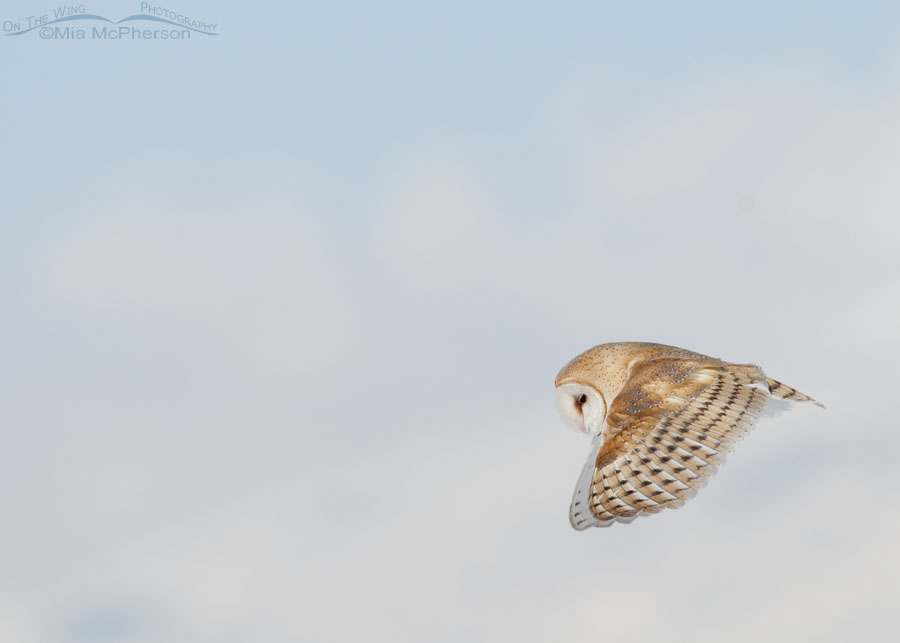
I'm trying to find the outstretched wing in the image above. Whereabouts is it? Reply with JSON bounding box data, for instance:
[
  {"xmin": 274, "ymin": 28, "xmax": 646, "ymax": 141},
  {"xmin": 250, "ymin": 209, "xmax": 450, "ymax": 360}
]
[{"xmin": 569, "ymin": 358, "xmax": 770, "ymax": 529}]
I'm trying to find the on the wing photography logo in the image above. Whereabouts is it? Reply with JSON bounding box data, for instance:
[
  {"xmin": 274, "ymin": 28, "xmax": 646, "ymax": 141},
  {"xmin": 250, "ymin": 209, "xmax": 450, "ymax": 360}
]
[{"xmin": 3, "ymin": 3, "xmax": 218, "ymax": 40}]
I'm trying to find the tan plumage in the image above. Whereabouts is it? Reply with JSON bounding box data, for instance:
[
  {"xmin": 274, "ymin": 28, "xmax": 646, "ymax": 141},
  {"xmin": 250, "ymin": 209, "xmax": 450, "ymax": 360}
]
[{"xmin": 555, "ymin": 342, "xmax": 823, "ymax": 529}]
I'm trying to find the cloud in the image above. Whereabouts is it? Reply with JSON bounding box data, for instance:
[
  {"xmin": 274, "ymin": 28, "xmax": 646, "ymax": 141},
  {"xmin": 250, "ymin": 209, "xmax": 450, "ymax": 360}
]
[
  {"xmin": 375, "ymin": 152, "xmax": 499, "ymax": 287},
  {"xmin": 21, "ymin": 403, "xmax": 894, "ymax": 643},
  {"xmin": 30, "ymin": 175, "xmax": 360, "ymax": 379}
]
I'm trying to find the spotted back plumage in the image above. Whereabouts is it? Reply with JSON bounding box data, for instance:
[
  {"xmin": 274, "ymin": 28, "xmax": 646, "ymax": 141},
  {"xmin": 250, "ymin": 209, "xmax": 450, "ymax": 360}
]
[{"xmin": 557, "ymin": 342, "xmax": 822, "ymax": 529}]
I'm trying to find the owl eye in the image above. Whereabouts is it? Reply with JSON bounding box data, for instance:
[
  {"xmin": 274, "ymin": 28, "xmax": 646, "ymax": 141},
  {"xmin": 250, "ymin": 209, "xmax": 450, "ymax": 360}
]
[{"xmin": 577, "ymin": 394, "xmax": 588, "ymax": 406}]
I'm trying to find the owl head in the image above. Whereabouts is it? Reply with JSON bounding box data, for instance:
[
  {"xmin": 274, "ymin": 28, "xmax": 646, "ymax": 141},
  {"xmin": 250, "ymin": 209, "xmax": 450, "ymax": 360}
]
[{"xmin": 555, "ymin": 343, "xmax": 645, "ymax": 436}]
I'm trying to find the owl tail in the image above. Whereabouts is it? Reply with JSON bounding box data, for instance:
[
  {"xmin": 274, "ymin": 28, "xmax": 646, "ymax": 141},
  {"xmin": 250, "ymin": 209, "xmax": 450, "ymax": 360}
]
[{"xmin": 766, "ymin": 378, "xmax": 824, "ymax": 408}]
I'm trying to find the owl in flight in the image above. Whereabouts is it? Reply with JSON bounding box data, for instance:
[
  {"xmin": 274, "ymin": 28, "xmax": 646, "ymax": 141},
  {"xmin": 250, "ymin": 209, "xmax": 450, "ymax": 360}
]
[{"xmin": 556, "ymin": 342, "xmax": 822, "ymax": 529}]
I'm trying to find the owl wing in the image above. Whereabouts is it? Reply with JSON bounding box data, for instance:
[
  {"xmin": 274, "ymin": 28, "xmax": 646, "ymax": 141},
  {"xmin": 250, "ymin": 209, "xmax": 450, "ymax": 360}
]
[{"xmin": 569, "ymin": 358, "xmax": 770, "ymax": 529}]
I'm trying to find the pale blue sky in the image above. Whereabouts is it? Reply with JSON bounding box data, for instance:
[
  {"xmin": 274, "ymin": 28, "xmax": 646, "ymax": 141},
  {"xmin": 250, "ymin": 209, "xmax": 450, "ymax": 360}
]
[
  {"xmin": 2, "ymin": 2, "xmax": 899, "ymax": 642},
  {"xmin": 4, "ymin": 1, "xmax": 900, "ymax": 195}
]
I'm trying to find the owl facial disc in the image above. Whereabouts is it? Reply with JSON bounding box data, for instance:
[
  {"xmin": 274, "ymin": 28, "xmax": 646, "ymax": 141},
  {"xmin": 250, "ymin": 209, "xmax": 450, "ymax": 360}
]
[{"xmin": 556, "ymin": 383, "xmax": 607, "ymax": 436}]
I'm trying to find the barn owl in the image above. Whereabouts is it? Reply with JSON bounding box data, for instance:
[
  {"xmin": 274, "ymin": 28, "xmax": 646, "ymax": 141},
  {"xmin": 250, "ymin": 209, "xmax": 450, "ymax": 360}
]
[{"xmin": 556, "ymin": 342, "xmax": 823, "ymax": 529}]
